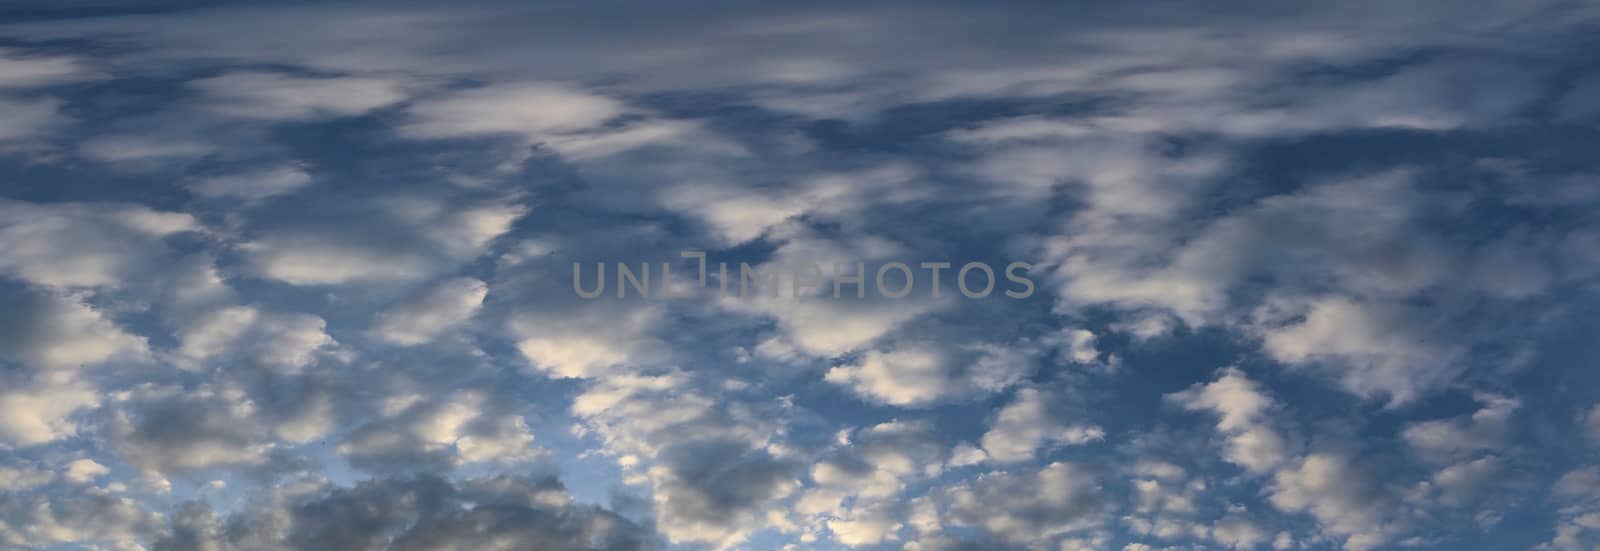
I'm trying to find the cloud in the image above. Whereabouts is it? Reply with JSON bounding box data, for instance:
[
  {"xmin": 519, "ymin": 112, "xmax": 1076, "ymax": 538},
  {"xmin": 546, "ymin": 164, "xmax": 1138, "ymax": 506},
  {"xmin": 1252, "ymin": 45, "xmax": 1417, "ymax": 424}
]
[
  {"xmin": 0, "ymin": 286, "xmax": 148, "ymax": 372},
  {"xmin": 150, "ymin": 474, "xmax": 651, "ymax": 551},
  {"xmin": 571, "ymin": 372, "xmax": 797, "ymax": 546},
  {"xmin": 0, "ymin": 200, "xmax": 200, "ymax": 289},
  {"xmin": 0, "ymin": 2, "xmax": 1598, "ymax": 550},
  {"xmin": 1173, "ymin": 368, "xmax": 1418, "ymax": 550},
  {"xmin": 938, "ymin": 462, "xmax": 1109, "ymax": 545},
  {"xmin": 241, "ymin": 195, "xmax": 524, "ymax": 286},
  {"xmin": 189, "ymin": 163, "xmax": 313, "ymax": 200},
  {"xmin": 78, "ymin": 134, "xmax": 218, "ymax": 163},
  {"xmin": 371, "ymin": 277, "xmax": 488, "ymax": 345},
  {"xmin": 0, "ymin": 380, "xmax": 100, "ymax": 448},
  {"xmin": 0, "ymin": 491, "xmax": 161, "ymax": 551},
  {"xmin": 104, "ymin": 385, "xmax": 273, "ymax": 475},
  {"xmin": 1268, "ymin": 453, "xmax": 1406, "ymax": 551},
  {"xmin": 1166, "ymin": 368, "xmax": 1292, "ymax": 474},
  {"xmin": 337, "ymin": 390, "xmax": 541, "ymax": 472},
  {"xmin": 979, "ymin": 387, "xmax": 1103, "ymax": 463},
  {"xmin": 1210, "ymin": 512, "xmax": 1270, "ymax": 550},
  {"xmin": 190, "ymin": 71, "xmax": 409, "ymax": 120},
  {"xmin": 1402, "ymin": 394, "xmax": 1519, "ymax": 463},
  {"xmin": 62, "ymin": 459, "xmax": 109, "ymax": 484},
  {"xmin": 0, "ymin": 48, "xmax": 94, "ymax": 89},
  {"xmin": 0, "ymin": 98, "xmax": 66, "ymax": 144},
  {"xmin": 825, "ymin": 346, "xmax": 954, "ymax": 407},
  {"xmin": 800, "ymin": 420, "xmax": 950, "ymax": 546},
  {"xmin": 173, "ymin": 306, "xmax": 335, "ymax": 373}
]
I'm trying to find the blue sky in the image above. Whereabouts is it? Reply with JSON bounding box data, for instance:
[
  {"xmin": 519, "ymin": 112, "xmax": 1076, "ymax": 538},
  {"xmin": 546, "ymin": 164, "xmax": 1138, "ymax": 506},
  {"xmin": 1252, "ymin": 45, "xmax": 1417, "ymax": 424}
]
[{"xmin": 1, "ymin": 1, "xmax": 1599, "ymax": 550}]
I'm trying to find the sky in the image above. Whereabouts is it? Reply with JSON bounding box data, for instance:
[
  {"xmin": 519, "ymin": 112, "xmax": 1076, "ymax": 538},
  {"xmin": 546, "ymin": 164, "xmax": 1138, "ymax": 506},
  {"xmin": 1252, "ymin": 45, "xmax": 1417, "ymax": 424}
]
[{"xmin": 1, "ymin": 1, "xmax": 1599, "ymax": 550}]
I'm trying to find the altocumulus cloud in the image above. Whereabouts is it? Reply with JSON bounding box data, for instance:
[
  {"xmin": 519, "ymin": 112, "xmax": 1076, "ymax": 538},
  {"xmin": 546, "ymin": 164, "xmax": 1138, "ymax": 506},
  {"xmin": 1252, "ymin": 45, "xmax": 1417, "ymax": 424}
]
[{"xmin": 0, "ymin": 1, "xmax": 1599, "ymax": 550}]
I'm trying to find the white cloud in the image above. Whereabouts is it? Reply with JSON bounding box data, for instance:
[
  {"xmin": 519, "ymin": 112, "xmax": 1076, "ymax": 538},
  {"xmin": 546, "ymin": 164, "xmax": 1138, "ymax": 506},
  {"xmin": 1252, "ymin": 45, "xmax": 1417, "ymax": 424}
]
[
  {"xmin": 63, "ymin": 459, "xmax": 109, "ymax": 484},
  {"xmin": 0, "ymin": 380, "xmax": 100, "ymax": 447},
  {"xmin": 190, "ymin": 71, "xmax": 409, "ymax": 120},
  {"xmin": 1257, "ymin": 297, "xmax": 1449, "ymax": 405},
  {"xmin": 1167, "ymin": 368, "xmax": 1291, "ymax": 474},
  {"xmin": 1429, "ymin": 455, "xmax": 1502, "ymax": 505},
  {"xmin": 174, "ymin": 306, "xmax": 334, "ymax": 372},
  {"xmin": 0, "ymin": 49, "xmax": 93, "ymax": 88},
  {"xmin": 0, "ymin": 461, "xmax": 53, "ymax": 491},
  {"xmin": 243, "ymin": 235, "xmax": 436, "ymax": 285},
  {"xmin": 189, "ymin": 164, "xmax": 313, "ymax": 199},
  {"xmin": 0, "ymin": 97, "xmax": 66, "ymax": 144},
  {"xmin": 242, "ymin": 198, "xmax": 523, "ymax": 286},
  {"xmin": 512, "ymin": 304, "xmax": 663, "ymax": 378},
  {"xmin": 106, "ymin": 385, "xmax": 272, "ymax": 474},
  {"xmin": 825, "ymin": 347, "xmax": 953, "ymax": 407},
  {"xmin": 1402, "ymin": 394, "xmax": 1518, "ymax": 463},
  {"xmin": 1584, "ymin": 404, "xmax": 1600, "ymax": 443},
  {"xmin": 0, "ymin": 200, "xmax": 200, "ymax": 289},
  {"xmin": 0, "ymin": 492, "xmax": 161, "ymax": 550},
  {"xmin": 1211, "ymin": 513, "xmax": 1270, "ymax": 550},
  {"xmin": 1268, "ymin": 453, "xmax": 1403, "ymax": 551},
  {"xmin": 980, "ymin": 387, "xmax": 1103, "ymax": 463},
  {"xmin": 939, "ymin": 462, "xmax": 1108, "ymax": 545},
  {"xmin": 402, "ymin": 84, "xmax": 625, "ymax": 142},
  {"xmin": 78, "ymin": 135, "xmax": 217, "ymax": 163},
  {"xmin": 0, "ymin": 289, "xmax": 148, "ymax": 372},
  {"xmin": 371, "ymin": 277, "xmax": 487, "ymax": 345},
  {"xmin": 338, "ymin": 391, "xmax": 541, "ymax": 469}
]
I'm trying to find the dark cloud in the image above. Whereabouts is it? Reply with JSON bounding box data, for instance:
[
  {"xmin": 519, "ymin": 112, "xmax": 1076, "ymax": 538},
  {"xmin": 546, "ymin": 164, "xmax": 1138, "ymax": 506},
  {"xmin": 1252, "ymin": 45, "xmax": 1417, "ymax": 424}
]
[{"xmin": 152, "ymin": 474, "xmax": 654, "ymax": 551}]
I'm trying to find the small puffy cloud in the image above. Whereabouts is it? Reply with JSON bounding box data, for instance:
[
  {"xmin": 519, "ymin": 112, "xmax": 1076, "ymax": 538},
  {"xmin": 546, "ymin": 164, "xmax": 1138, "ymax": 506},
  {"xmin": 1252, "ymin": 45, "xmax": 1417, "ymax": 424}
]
[
  {"xmin": 0, "ymin": 287, "xmax": 148, "ymax": 372},
  {"xmin": 1166, "ymin": 367, "xmax": 1291, "ymax": 474},
  {"xmin": 826, "ymin": 502, "xmax": 904, "ymax": 547},
  {"xmin": 242, "ymin": 234, "xmax": 438, "ymax": 285},
  {"xmin": 802, "ymin": 421, "xmax": 950, "ymax": 546},
  {"xmin": 0, "ymin": 49, "xmax": 92, "ymax": 145},
  {"xmin": 1429, "ymin": 455, "xmax": 1503, "ymax": 505},
  {"xmin": 939, "ymin": 462, "xmax": 1108, "ymax": 545},
  {"xmin": 1258, "ymin": 297, "xmax": 1449, "ymax": 404},
  {"xmin": 718, "ymin": 230, "xmax": 939, "ymax": 359},
  {"xmin": 1268, "ymin": 453, "xmax": 1403, "ymax": 551},
  {"xmin": 371, "ymin": 277, "xmax": 488, "ymax": 345},
  {"xmin": 747, "ymin": 298, "xmax": 934, "ymax": 359},
  {"xmin": 0, "ymin": 380, "xmax": 100, "ymax": 447},
  {"xmin": 0, "ymin": 200, "xmax": 200, "ymax": 289},
  {"xmin": 513, "ymin": 304, "xmax": 663, "ymax": 378},
  {"xmin": 338, "ymin": 391, "xmax": 541, "ymax": 472},
  {"xmin": 979, "ymin": 387, "xmax": 1103, "ymax": 463},
  {"xmin": 1583, "ymin": 404, "xmax": 1600, "ymax": 443},
  {"xmin": 0, "ymin": 98, "xmax": 67, "ymax": 144},
  {"xmin": 150, "ymin": 474, "xmax": 650, "ymax": 551},
  {"xmin": 79, "ymin": 135, "xmax": 217, "ymax": 163},
  {"xmin": 401, "ymin": 84, "xmax": 626, "ymax": 142},
  {"xmin": 105, "ymin": 385, "xmax": 272, "ymax": 475},
  {"xmin": 174, "ymin": 306, "xmax": 334, "ymax": 373},
  {"xmin": 63, "ymin": 459, "xmax": 110, "ymax": 484},
  {"xmin": 243, "ymin": 197, "xmax": 523, "ymax": 286},
  {"xmin": 809, "ymin": 420, "xmax": 949, "ymax": 504},
  {"xmin": 0, "ymin": 492, "xmax": 162, "ymax": 550},
  {"xmin": 190, "ymin": 71, "xmax": 409, "ymax": 120},
  {"xmin": 0, "ymin": 461, "xmax": 53, "ymax": 491},
  {"xmin": 1553, "ymin": 467, "xmax": 1600, "ymax": 501},
  {"xmin": 571, "ymin": 372, "xmax": 796, "ymax": 546},
  {"xmin": 1211, "ymin": 513, "xmax": 1270, "ymax": 550},
  {"xmin": 189, "ymin": 163, "xmax": 313, "ymax": 200},
  {"xmin": 1054, "ymin": 329, "xmax": 1103, "ymax": 364},
  {"xmin": 0, "ymin": 48, "xmax": 94, "ymax": 89},
  {"xmin": 1402, "ymin": 394, "xmax": 1518, "ymax": 463},
  {"xmin": 1543, "ymin": 467, "xmax": 1600, "ymax": 551},
  {"xmin": 826, "ymin": 346, "xmax": 953, "ymax": 407}
]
